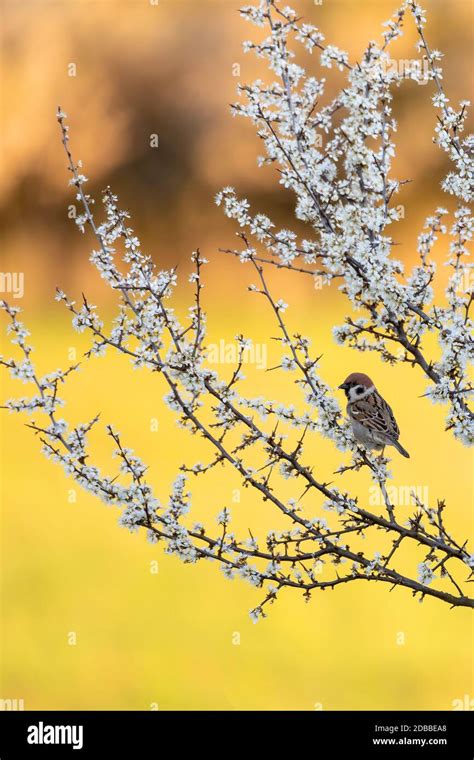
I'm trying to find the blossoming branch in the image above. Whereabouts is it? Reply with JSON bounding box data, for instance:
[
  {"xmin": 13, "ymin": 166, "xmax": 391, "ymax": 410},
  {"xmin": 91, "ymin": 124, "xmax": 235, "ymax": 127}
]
[{"xmin": 1, "ymin": 0, "xmax": 472, "ymax": 619}]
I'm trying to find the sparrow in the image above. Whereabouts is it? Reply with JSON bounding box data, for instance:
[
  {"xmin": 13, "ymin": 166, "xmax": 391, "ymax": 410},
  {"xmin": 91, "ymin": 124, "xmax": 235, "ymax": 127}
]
[{"xmin": 338, "ymin": 372, "xmax": 410, "ymax": 458}]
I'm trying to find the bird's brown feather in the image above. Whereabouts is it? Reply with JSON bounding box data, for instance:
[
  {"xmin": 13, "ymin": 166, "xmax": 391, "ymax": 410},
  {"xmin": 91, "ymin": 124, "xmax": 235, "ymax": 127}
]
[{"xmin": 349, "ymin": 391, "xmax": 400, "ymax": 440}]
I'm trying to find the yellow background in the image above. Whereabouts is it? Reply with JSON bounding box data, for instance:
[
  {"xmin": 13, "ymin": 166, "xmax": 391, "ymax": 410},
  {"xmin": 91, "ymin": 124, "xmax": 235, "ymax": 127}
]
[{"xmin": 1, "ymin": 0, "xmax": 473, "ymax": 710}]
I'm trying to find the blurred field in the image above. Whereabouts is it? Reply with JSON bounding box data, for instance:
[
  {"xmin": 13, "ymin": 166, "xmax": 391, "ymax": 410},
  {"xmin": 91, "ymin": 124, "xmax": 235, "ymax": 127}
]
[
  {"xmin": 1, "ymin": 299, "xmax": 473, "ymax": 710},
  {"xmin": 1, "ymin": 0, "xmax": 473, "ymax": 710}
]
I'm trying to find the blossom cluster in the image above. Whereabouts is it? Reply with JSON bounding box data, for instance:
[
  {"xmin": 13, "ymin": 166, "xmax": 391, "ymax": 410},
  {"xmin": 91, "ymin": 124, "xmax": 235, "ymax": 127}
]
[{"xmin": 221, "ymin": 0, "xmax": 473, "ymax": 446}]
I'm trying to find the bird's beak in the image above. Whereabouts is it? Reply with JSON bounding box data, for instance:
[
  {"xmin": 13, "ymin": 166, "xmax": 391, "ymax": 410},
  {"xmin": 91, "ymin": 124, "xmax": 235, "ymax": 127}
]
[{"xmin": 338, "ymin": 382, "xmax": 348, "ymax": 390}]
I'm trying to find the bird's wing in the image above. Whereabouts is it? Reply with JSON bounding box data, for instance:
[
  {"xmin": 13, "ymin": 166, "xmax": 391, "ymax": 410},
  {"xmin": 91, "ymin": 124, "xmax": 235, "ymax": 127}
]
[{"xmin": 350, "ymin": 393, "xmax": 400, "ymax": 439}]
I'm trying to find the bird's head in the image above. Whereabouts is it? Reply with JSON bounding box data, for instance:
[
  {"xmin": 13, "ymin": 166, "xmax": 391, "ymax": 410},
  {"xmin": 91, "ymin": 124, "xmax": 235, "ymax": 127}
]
[{"xmin": 338, "ymin": 372, "xmax": 375, "ymax": 402}]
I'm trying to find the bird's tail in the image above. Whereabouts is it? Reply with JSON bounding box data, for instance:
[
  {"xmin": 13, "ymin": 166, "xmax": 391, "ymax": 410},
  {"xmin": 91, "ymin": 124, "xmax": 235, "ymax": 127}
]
[{"xmin": 393, "ymin": 440, "xmax": 410, "ymax": 458}]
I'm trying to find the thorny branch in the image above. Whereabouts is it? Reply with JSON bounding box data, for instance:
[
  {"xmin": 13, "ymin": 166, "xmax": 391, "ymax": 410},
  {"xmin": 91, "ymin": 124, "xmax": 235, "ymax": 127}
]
[{"xmin": 1, "ymin": 0, "xmax": 473, "ymax": 620}]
